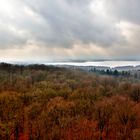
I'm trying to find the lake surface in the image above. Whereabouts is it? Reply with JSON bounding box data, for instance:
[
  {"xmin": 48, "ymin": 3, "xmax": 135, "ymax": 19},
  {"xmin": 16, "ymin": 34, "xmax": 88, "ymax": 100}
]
[{"xmin": 45, "ymin": 61, "xmax": 140, "ymax": 68}]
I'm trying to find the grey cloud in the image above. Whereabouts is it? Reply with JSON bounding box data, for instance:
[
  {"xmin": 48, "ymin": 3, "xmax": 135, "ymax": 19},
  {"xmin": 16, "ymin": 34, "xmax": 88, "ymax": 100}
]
[
  {"xmin": 104, "ymin": 0, "xmax": 140, "ymax": 24},
  {"xmin": 0, "ymin": 23, "xmax": 28, "ymax": 48},
  {"xmin": 0, "ymin": 0, "xmax": 140, "ymax": 60},
  {"xmin": 0, "ymin": 0, "xmax": 125, "ymax": 49},
  {"xmin": 21, "ymin": 0, "xmax": 124, "ymax": 47}
]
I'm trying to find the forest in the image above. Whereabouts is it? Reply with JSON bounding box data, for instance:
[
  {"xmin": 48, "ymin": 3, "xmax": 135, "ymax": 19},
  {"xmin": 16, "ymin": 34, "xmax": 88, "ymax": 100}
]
[{"xmin": 0, "ymin": 63, "xmax": 139, "ymax": 140}]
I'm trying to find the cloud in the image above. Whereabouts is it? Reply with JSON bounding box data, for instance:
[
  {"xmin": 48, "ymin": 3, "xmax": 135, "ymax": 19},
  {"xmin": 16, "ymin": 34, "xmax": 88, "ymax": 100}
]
[
  {"xmin": 103, "ymin": 0, "xmax": 140, "ymax": 24},
  {"xmin": 23, "ymin": 0, "xmax": 124, "ymax": 47},
  {"xmin": 0, "ymin": 0, "xmax": 140, "ymax": 61}
]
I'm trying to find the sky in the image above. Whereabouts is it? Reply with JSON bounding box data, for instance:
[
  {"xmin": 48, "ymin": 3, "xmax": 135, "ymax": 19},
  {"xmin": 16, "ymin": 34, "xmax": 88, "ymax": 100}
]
[{"xmin": 0, "ymin": 0, "xmax": 140, "ymax": 62}]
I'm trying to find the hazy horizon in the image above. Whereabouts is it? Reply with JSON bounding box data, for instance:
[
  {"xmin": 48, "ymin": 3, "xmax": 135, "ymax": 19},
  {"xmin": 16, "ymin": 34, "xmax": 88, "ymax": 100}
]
[{"xmin": 2, "ymin": 60, "xmax": 140, "ymax": 68}]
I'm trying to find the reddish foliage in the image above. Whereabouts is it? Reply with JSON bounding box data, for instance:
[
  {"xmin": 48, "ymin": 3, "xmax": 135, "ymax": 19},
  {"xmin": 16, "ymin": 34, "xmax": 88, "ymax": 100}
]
[
  {"xmin": 63, "ymin": 119, "xmax": 98, "ymax": 140},
  {"xmin": 10, "ymin": 133, "xmax": 29, "ymax": 140}
]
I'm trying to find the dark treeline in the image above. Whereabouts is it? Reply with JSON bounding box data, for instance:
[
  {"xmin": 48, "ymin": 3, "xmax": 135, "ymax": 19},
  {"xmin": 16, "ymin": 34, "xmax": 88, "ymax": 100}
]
[
  {"xmin": 89, "ymin": 68, "xmax": 131, "ymax": 77},
  {"xmin": 0, "ymin": 63, "xmax": 140, "ymax": 140}
]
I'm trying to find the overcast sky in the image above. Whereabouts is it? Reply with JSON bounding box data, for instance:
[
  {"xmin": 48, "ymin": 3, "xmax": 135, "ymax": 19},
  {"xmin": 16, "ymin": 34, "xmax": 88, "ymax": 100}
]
[{"xmin": 0, "ymin": 0, "xmax": 140, "ymax": 61}]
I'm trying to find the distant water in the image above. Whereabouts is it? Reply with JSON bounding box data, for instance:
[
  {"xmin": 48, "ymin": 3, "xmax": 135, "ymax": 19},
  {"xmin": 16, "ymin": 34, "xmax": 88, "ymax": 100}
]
[{"xmin": 45, "ymin": 61, "xmax": 140, "ymax": 68}]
